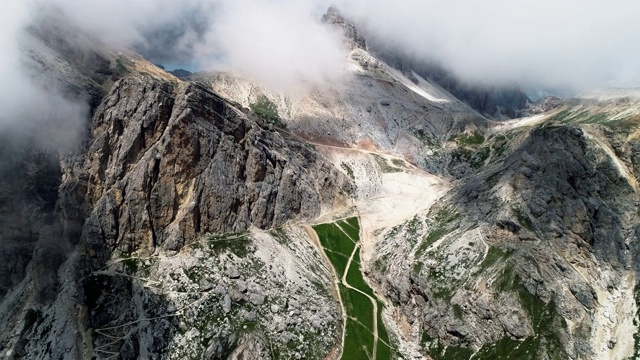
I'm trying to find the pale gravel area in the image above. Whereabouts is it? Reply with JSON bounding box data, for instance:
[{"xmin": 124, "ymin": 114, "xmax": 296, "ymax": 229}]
[
  {"xmin": 571, "ymin": 265, "xmax": 637, "ymax": 360},
  {"xmin": 385, "ymin": 67, "xmax": 452, "ymax": 104},
  {"xmin": 313, "ymin": 145, "xmax": 450, "ymax": 359},
  {"xmin": 490, "ymin": 113, "xmax": 548, "ymax": 133},
  {"xmin": 583, "ymin": 127, "xmax": 638, "ymax": 192}
]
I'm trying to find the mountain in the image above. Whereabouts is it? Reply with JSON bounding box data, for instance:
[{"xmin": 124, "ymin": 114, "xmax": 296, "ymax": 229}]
[
  {"xmin": 366, "ymin": 45, "xmax": 533, "ymax": 120},
  {"xmin": 2, "ymin": 7, "xmax": 640, "ymax": 360},
  {"xmin": 168, "ymin": 69, "xmax": 193, "ymax": 79}
]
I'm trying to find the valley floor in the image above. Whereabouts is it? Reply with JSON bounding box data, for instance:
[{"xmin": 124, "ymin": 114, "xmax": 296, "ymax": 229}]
[{"xmin": 306, "ymin": 143, "xmax": 452, "ymax": 359}]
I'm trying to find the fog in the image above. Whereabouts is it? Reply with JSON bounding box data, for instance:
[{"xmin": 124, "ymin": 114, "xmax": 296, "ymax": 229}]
[
  {"xmin": 3, "ymin": 0, "xmax": 640, "ymax": 130},
  {"xmin": 337, "ymin": 0, "xmax": 640, "ymax": 92},
  {"xmin": 198, "ymin": 0, "xmax": 345, "ymax": 91},
  {"xmin": 0, "ymin": 1, "xmax": 87, "ymax": 149},
  {"xmin": 45, "ymin": 0, "xmax": 346, "ymax": 92}
]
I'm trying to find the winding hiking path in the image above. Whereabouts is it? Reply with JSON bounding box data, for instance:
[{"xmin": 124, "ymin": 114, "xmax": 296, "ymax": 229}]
[
  {"xmin": 335, "ymin": 222, "xmax": 380, "ymax": 360},
  {"xmin": 303, "ymin": 225, "xmax": 347, "ymax": 360}
]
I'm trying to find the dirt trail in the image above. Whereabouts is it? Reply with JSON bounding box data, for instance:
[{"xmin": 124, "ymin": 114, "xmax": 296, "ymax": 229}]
[
  {"xmin": 298, "ymin": 133, "xmax": 450, "ymax": 359},
  {"xmin": 335, "ymin": 223, "xmax": 380, "ymax": 360},
  {"xmin": 303, "ymin": 225, "xmax": 346, "ymax": 360}
]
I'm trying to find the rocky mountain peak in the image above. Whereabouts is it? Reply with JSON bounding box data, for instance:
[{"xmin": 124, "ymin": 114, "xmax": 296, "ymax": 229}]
[
  {"xmin": 82, "ymin": 74, "xmax": 353, "ymax": 256},
  {"xmin": 4, "ymin": 7, "xmax": 640, "ymax": 360},
  {"xmin": 322, "ymin": 6, "xmax": 367, "ymax": 51}
]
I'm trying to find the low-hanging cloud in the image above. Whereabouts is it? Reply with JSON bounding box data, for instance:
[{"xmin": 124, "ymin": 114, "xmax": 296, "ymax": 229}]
[
  {"xmin": 0, "ymin": 1, "xmax": 88, "ymax": 150},
  {"xmin": 337, "ymin": 0, "xmax": 640, "ymax": 92},
  {"xmin": 47, "ymin": 0, "xmax": 640, "ymax": 93},
  {"xmin": 198, "ymin": 0, "xmax": 345, "ymax": 91},
  {"xmin": 44, "ymin": 0, "xmax": 346, "ymax": 92},
  {"xmin": 1, "ymin": 0, "xmax": 345, "ymax": 147},
  {"xmin": 4, "ymin": 0, "xmax": 640, "ymax": 125}
]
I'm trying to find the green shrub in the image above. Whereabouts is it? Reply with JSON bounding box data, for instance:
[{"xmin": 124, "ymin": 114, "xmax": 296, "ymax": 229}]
[{"xmin": 250, "ymin": 96, "xmax": 283, "ymax": 126}]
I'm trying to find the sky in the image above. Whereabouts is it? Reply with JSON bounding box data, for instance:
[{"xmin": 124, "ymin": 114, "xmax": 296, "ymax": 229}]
[{"xmin": 2, "ymin": 0, "xmax": 640, "ymax": 134}]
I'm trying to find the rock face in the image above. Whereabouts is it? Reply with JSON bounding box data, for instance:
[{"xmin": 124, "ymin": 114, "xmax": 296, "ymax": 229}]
[
  {"xmin": 0, "ymin": 71, "xmax": 351, "ymax": 359},
  {"xmin": 366, "ymin": 44, "xmax": 531, "ymax": 120},
  {"xmin": 82, "ymin": 75, "xmax": 352, "ymax": 257},
  {"xmin": 5, "ymin": 7, "xmax": 640, "ymax": 360},
  {"xmin": 370, "ymin": 114, "xmax": 640, "ymax": 358},
  {"xmin": 526, "ymin": 95, "xmax": 563, "ymax": 114},
  {"xmin": 322, "ymin": 6, "xmax": 367, "ymax": 51},
  {"xmin": 0, "ymin": 17, "xmax": 353, "ymax": 356}
]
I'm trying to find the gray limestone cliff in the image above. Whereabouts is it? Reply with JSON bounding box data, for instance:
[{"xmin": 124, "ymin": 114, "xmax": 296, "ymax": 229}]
[
  {"xmin": 0, "ymin": 33, "xmax": 351, "ymax": 357},
  {"xmin": 82, "ymin": 75, "xmax": 352, "ymax": 258}
]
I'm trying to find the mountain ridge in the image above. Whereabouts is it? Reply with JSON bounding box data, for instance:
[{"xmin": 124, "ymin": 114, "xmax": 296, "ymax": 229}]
[{"xmin": 2, "ymin": 7, "xmax": 640, "ymax": 360}]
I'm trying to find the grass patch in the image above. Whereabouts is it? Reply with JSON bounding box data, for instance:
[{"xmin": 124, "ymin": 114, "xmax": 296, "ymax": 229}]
[
  {"xmin": 472, "ymin": 146, "xmax": 491, "ymax": 168},
  {"xmin": 451, "ymin": 145, "xmax": 491, "ymax": 169},
  {"xmin": 374, "ymin": 253, "xmax": 390, "ymax": 273},
  {"xmin": 452, "ymin": 303, "xmax": 463, "ymax": 319},
  {"xmin": 119, "ymin": 253, "xmax": 138, "ymax": 274},
  {"xmin": 207, "ymin": 233, "xmax": 252, "ymax": 257},
  {"xmin": 425, "ymin": 263, "xmax": 565, "ymax": 359},
  {"xmin": 477, "ymin": 246, "xmax": 511, "ymax": 272},
  {"xmin": 418, "ymin": 228, "xmax": 447, "ymax": 253},
  {"xmin": 341, "ymin": 287, "xmax": 374, "ymax": 331},
  {"xmin": 513, "ymin": 207, "xmax": 535, "ymax": 232},
  {"xmin": 341, "ymin": 163, "xmax": 355, "ymax": 180},
  {"xmin": 563, "ymin": 110, "xmax": 590, "ymax": 124},
  {"xmin": 340, "ymin": 219, "xmax": 361, "ymax": 243},
  {"xmin": 250, "ymin": 96, "xmax": 285, "ymax": 127},
  {"xmin": 372, "ymin": 153, "xmax": 402, "ymax": 173},
  {"xmin": 481, "ymin": 264, "xmax": 566, "ymax": 359},
  {"xmin": 434, "ymin": 207, "xmax": 459, "ymax": 224},
  {"xmin": 314, "ymin": 218, "xmax": 393, "ymax": 360},
  {"xmin": 422, "ymin": 332, "xmax": 474, "ymax": 360},
  {"xmin": 456, "ymin": 131, "xmax": 485, "ymax": 145},
  {"xmin": 184, "ymin": 266, "xmax": 203, "ymax": 284},
  {"xmin": 345, "ymin": 248, "xmax": 375, "ymax": 298},
  {"xmin": 415, "ymin": 208, "xmax": 459, "ymax": 258},
  {"xmin": 314, "ymin": 222, "xmax": 356, "ymax": 278},
  {"xmin": 428, "ymin": 269, "xmax": 456, "ymax": 301},
  {"xmin": 584, "ymin": 112, "xmax": 608, "ymax": 124},
  {"xmin": 270, "ymin": 227, "xmax": 289, "ymax": 244},
  {"xmin": 412, "ymin": 261, "xmax": 424, "ymax": 275},
  {"xmin": 550, "ymin": 109, "xmax": 571, "ymax": 122},
  {"xmin": 391, "ymin": 158, "xmax": 408, "ymax": 168},
  {"xmin": 492, "ymin": 142, "xmax": 509, "ymax": 160},
  {"xmin": 376, "ymin": 302, "xmax": 393, "ymax": 359},
  {"xmin": 406, "ymin": 216, "xmax": 422, "ymax": 234},
  {"xmin": 474, "ymin": 336, "xmax": 543, "ymax": 360},
  {"xmin": 343, "ymin": 318, "xmax": 374, "ymax": 360}
]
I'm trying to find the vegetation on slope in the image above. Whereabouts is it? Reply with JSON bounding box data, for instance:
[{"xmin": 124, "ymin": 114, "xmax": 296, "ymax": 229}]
[
  {"xmin": 250, "ymin": 96, "xmax": 285, "ymax": 127},
  {"xmin": 314, "ymin": 218, "xmax": 394, "ymax": 360}
]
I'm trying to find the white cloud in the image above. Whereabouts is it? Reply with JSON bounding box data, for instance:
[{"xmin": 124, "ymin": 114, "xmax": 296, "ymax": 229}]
[
  {"xmin": 3, "ymin": 0, "xmax": 640, "ymax": 132},
  {"xmin": 337, "ymin": 0, "xmax": 640, "ymax": 91},
  {"xmin": 199, "ymin": 0, "xmax": 345, "ymax": 91},
  {"xmin": 43, "ymin": 0, "xmax": 345, "ymax": 92}
]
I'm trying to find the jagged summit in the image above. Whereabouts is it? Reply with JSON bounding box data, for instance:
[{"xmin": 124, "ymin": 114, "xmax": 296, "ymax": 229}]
[
  {"xmin": 322, "ymin": 6, "xmax": 367, "ymax": 51},
  {"xmin": 3, "ymin": 6, "xmax": 640, "ymax": 360}
]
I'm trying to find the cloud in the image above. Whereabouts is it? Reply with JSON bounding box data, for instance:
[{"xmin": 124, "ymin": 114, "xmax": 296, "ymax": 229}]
[
  {"xmin": 46, "ymin": 0, "xmax": 640, "ymax": 93},
  {"xmin": 4, "ymin": 0, "xmax": 639, "ymax": 127},
  {"xmin": 198, "ymin": 0, "xmax": 345, "ymax": 91},
  {"xmin": 336, "ymin": 0, "xmax": 640, "ymax": 92},
  {"xmin": 42, "ymin": 0, "xmax": 345, "ymax": 92},
  {"xmin": 0, "ymin": 0, "xmax": 348, "ymax": 151},
  {"xmin": 0, "ymin": 1, "xmax": 88, "ymax": 150}
]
